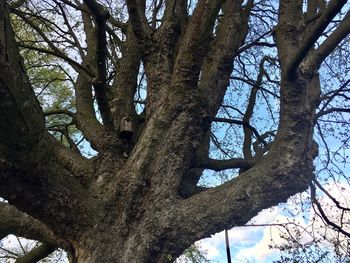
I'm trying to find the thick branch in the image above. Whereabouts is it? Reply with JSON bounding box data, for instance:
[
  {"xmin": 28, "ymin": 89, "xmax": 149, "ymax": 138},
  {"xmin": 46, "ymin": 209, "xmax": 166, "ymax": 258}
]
[
  {"xmin": 109, "ymin": 25, "xmax": 140, "ymax": 128},
  {"xmin": 167, "ymin": 51, "xmax": 321, "ymax": 254},
  {"xmin": 171, "ymin": 141, "xmax": 314, "ymax": 250},
  {"xmin": 0, "ymin": 156, "xmax": 99, "ymax": 239},
  {"xmin": 0, "ymin": 2, "xmax": 44, "ymax": 158},
  {"xmin": 15, "ymin": 243, "xmax": 57, "ymax": 263},
  {"xmin": 47, "ymin": 134, "xmax": 93, "ymax": 180},
  {"xmin": 74, "ymin": 72, "xmax": 114, "ymax": 151},
  {"xmin": 194, "ymin": 157, "xmax": 255, "ymax": 171},
  {"xmin": 313, "ymin": 10, "xmax": 350, "ymax": 67},
  {"xmin": 0, "ymin": 2, "xmax": 99, "ymax": 238},
  {"xmin": 172, "ymin": 0, "xmax": 225, "ymax": 89},
  {"xmin": 108, "ymin": 16, "xmax": 127, "ymax": 33},
  {"xmin": 286, "ymin": 0, "xmax": 347, "ymax": 76},
  {"xmin": 83, "ymin": 0, "xmax": 114, "ymax": 128},
  {"xmin": 163, "ymin": 0, "xmax": 187, "ymax": 26},
  {"xmin": 198, "ymin": 0, "xmax": 251, "ymax": 116},
  {"xmin": 0, "ymin": 202, "xmax": 57, "ymax": 244},
  {"xmin": 126, "ymin": 0, "xmax": 151, "ymax": 40}
]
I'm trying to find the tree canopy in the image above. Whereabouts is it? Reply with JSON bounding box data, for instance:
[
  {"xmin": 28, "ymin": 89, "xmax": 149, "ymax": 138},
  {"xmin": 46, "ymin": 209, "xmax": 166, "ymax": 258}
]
[{"xmin": 0, "ymin": 0, "xmax": 349, "ymax": 262}]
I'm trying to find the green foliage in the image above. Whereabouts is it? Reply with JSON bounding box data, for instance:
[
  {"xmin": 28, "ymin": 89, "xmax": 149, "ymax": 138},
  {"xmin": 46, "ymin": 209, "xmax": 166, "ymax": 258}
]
[
  {"xmin": 11, "ymin": 12, "xmax": 79, "ymax": 148},
  {"xmin": 176, "ymin": 244, "xmax": 211, "ymax": 263}
]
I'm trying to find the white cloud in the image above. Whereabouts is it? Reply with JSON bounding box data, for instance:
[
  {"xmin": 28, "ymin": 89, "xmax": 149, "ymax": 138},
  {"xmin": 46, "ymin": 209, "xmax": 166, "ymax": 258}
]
[
  {"xmin": 196, "ymin": 240, "xmax": 220, "ymax": 259},
  {"xmin": 233, "ymin": 226, "xmax": 281, "ymax": 262},
  {"xmin": 250, "ymin": 207, "xmax": 282, "ymax": 225},
  {"xmin": 233, "ymin": 213, "xmax": 316, "ymax": 262},
  {"xmin": 197, "ymin": 182, "xmax": 350, "ymax": 262}
]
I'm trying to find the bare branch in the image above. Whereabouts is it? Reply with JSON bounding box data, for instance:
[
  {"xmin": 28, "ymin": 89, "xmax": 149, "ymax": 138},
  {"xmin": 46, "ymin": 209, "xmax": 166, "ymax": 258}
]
[
  {"xmin": 57, "ymin": 2, "xmax": 85, "ymax": 57},
  {"xmin": 237, "ymin": 30, "xmax": 275, "ymax": 54},
  {"xmin": 15, "ymin": 243, "xmax": 57, "ymax": 263},
  {"xmin": 213, "ymin": 117, "xmax": 268, "ymax": 146},
  {"xmin": 313, "ymin": 10, "xmax": 350, "ymax": 67},
  {"xmin": 316, "ymin": 107, "xmax": 350, "ymax": 119},
  {"xmin": 126, "ymin": 0, "xmax": 152, "ymax": 40},
  {"xmin": 44, "ymin": 109, "xmax": 76, "ymax": 120},
  {"xmin": 195, "ymin": 157, "xmax": 256, "ymax": 171},
  {"xmin": 18, "ymin": 43, "xmax": 94, "ymax": 78},
  {"xmin": 317, "ymin": 79, "xmax": 350, "ymax": 118},
  {"xmin": 287, "ymin": 0, "xmax": 348, "ymax": 77},
  {"xmin": 0, "ymin": 202, "xmax": 57, "ymax": 244},
  {"xmin": 242, "ymin": 57, "xmax": 270, "ymax": 159},
  {"xmin": 313, "ymin": 179, "xmax": 350, "ymax": 211},
  {"xmin": 12, "ymin": 9, "xmax": 93, "ymax": 78},
  {"xmin": 172, "ymin": 0, "xmax": 225, "ymax": 89},
  {"xmin": 0, "ymin": 156, "xmax": 100, "ymax": 240},
  {"xmin": 198, "ymin": 0, "xmax": 251, "ymax": 116},
  {"xmin": 310, "ymin": 182, "xmax": 350, "ymax": 238},
  {"xmin": 83, "ymin": 0, "xmax": 114, "ymax": 128}
]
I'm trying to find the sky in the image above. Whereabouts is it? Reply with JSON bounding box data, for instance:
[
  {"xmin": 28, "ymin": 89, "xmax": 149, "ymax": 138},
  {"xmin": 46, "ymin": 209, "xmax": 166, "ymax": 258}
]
[
  {"xmin": 194, "ymin": 181, "xmax": 350, "ymax": 263},
  {"xmin": 196, "ymin": 207, "xmax": 296, "ymax": 263},
  {"xmin": 2, "ymin": 1, "xmax": 349, "ymax": 262}
]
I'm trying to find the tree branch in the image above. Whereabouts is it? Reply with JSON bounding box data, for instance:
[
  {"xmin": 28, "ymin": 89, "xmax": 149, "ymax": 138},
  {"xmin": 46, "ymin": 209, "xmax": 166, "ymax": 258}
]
[
  {"xmin": 194, "ymin": 157, "xmax": 255, "ymax": 171},
  {"xmin": 242, "ymin": 57, "xmax": 269, "ymax": 159},
  {"xmin": 163, "ymin": 0, "xmax": 187, "ymax": 27},
  {"xmin": 316, "ymin": 78, "xmax": 350, "ymax": 119},
  {"xmin": 0, "ymin": 156, "xmax": 100, "ymax": 240},
  {"xmin": 198, "ymin": 0, "xmax": 251, "ymax": 116},
  {"xmin": 108, "ymin": 16, "xmax": 127, "ymax": 33},
  {"xmin": 17, "ymin": 43, "xmax": 93, "ymax": 79},
  {"xmin": 286, "ymin": 0, "xmax": 348, "ymax": 77},
  {"xmin": 44, "ymin": 109, "xmax": 76, "ymax": 121},
  {"xmin": 83, "ymin": 0, "xmax": 114, "ymax": 128},
  {"xmin": 316, "ymin": 107, "xmax": 350, "ymax": 119},
  {"xmin": 237, "ymin": 30, "xmax": 275, "ymax": 54},
  {"xmin": 313, "ymin": 179, "xmax": 350, "ymax": 211},
  {"xmin": 313, "ymin": 10, "xmax": 350, "ymax": 67},
  {"xmin": 15, "ymin": 243, "xmax": 57, "ymax": 263},
  {"xmin": 310, "ymin": 182, "xmax": 350, "ymax": 238},
  {"xmin": 0, "ymin": 2, "xmax": 45, "ymax": 159},
  {"xmin": 126, "ymin": 0, "xmax": 151, "ymax": 40},
  {"xmin": 57, "ymin": 2, "xmax": 85, "ymax": 57},
  {"xmin": 172, "ymin": 0, "xmax": 225, "ymax": 89},
  {"xmin": 0, "ymin": 3, "xmax": 100, "ymax": 237},
  {"xmin": 170, "ymin": 139, "xmax": 314, "ymax": 252},
  {"xmin": 109, "ymin": 25, "xmax": 140, "ymax": 129},
  {"xmin": 213, "ymin": 117, "xmax": 268, "ymax": 146},
  {"xmin": 0, "ymin": 202, "xmax": 57, "ymax": 244},
  {"xmin": 11, "ymin": 9, "xmax": 93, "ymax": 79}
]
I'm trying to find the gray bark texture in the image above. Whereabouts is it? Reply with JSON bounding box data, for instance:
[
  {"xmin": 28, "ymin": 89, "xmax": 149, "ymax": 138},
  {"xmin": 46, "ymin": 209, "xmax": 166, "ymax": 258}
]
[{"xmin": 0, "ymin": 0, "xmax": 349, "ymax": 262}]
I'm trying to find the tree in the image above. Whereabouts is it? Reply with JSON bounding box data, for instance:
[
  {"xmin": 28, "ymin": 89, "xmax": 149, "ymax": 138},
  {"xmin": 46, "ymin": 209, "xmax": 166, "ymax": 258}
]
[{"xmin": 0, "ymin": 0, "xmax": 349, "ymax": 262}]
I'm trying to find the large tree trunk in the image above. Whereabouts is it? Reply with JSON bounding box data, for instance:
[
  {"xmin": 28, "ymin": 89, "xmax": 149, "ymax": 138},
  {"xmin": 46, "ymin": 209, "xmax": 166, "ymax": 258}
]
[{"xmin": 1, "ymin": 0, "xmax": 349, "ymax": 262}]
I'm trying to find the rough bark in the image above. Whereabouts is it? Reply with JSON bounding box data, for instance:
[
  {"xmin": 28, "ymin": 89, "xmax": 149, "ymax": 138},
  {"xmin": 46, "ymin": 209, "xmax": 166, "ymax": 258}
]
[{"xmin": 0, "ymin": 0, "xmax": 348, "ymax": 262}]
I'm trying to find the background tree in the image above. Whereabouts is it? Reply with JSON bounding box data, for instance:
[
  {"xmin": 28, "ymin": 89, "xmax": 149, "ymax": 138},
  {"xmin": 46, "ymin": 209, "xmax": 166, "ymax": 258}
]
[{"xmin": 0, "ymin": 0, "xmax": 349, "ymax": 262}]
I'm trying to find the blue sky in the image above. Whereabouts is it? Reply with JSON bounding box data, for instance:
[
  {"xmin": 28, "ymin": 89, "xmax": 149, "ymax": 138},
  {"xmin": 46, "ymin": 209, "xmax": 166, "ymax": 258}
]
[{"xmin": 194, "ymin": 179, "xmax": 350, "ymax": 263}]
